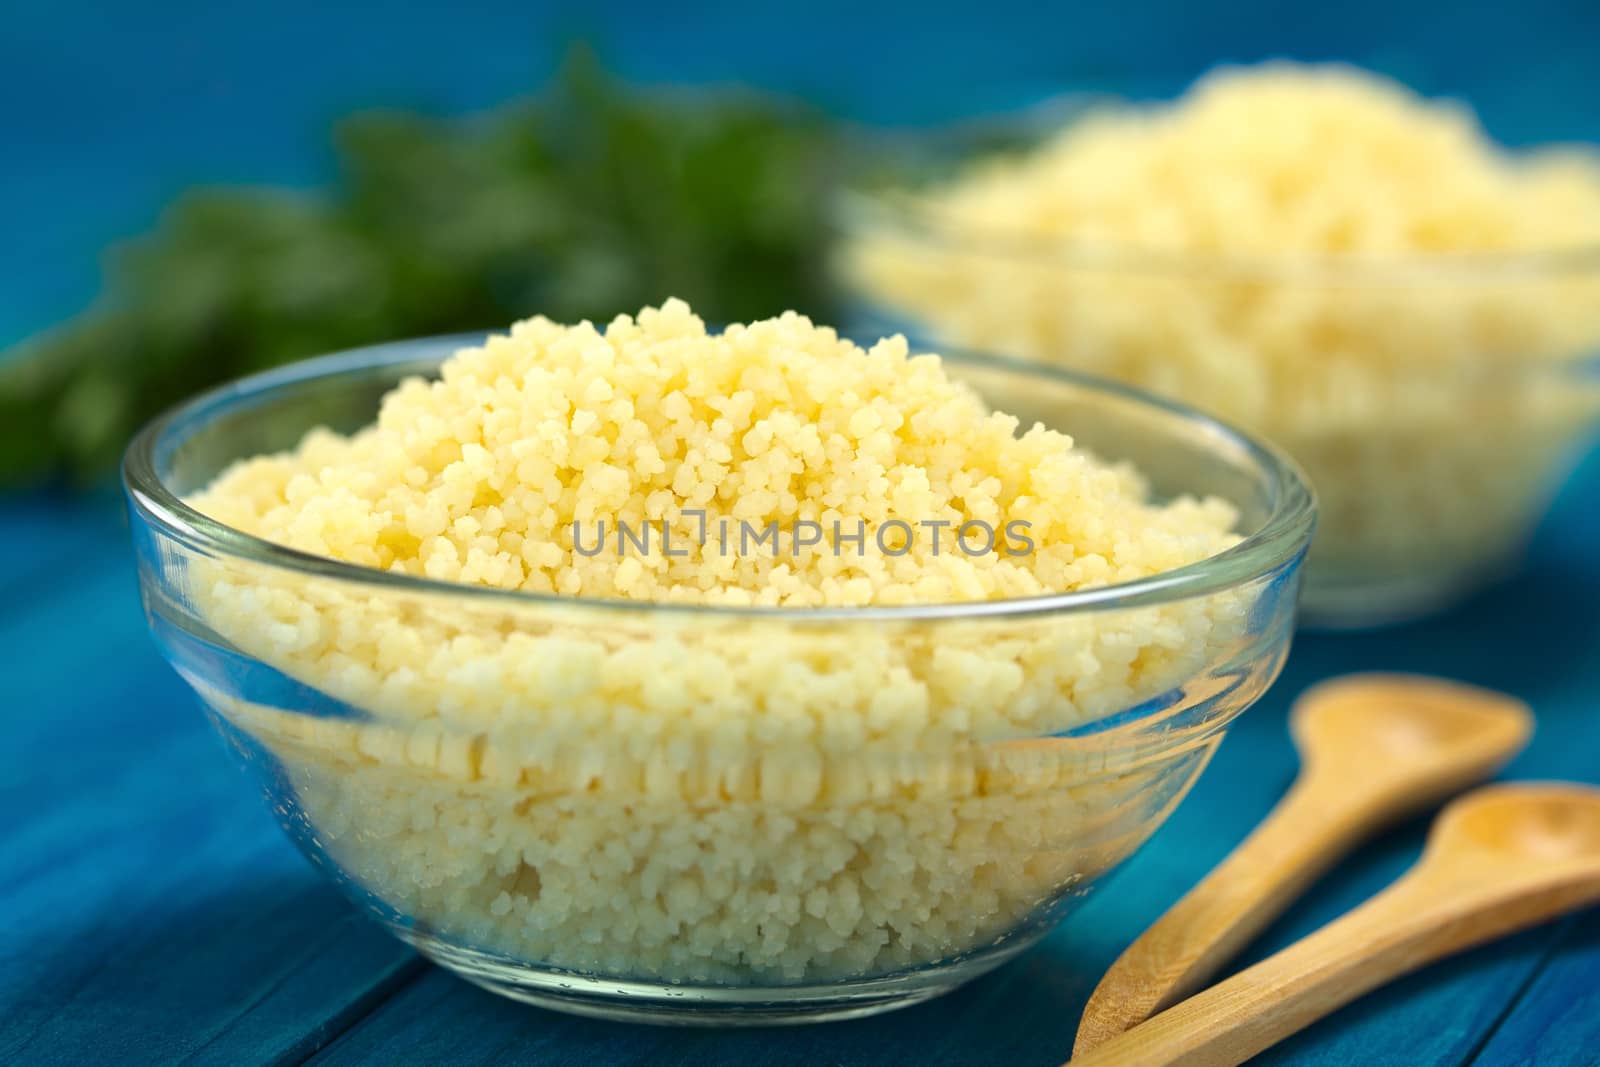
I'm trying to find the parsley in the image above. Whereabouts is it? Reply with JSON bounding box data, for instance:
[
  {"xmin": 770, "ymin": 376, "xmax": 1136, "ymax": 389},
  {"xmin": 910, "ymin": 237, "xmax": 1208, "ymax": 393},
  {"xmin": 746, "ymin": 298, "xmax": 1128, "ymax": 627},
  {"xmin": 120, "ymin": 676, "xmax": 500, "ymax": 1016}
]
[{"xmin": 0, "ymin": 50, "xmax": 840, "ymax": 485}]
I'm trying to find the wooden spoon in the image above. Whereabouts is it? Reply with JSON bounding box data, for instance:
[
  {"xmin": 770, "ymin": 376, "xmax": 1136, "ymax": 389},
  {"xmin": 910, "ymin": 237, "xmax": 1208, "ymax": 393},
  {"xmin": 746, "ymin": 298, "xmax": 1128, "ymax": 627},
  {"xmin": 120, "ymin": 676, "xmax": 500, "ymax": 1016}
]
[
  {"xmin": 1068, "ymin": 782, "xmax": 1600, "ymax": 1066},
  {"xmin": 1074, "ymin": 674, "xmax": 1531, "ymax": 1055}
]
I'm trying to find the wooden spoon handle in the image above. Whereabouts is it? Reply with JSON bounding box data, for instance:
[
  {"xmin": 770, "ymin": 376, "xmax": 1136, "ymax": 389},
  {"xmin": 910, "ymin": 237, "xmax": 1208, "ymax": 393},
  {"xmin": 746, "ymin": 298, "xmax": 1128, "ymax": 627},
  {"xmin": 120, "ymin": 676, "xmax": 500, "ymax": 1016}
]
[
  {"xmin": 1068, "ymin": 860, "xmax": 1600, "ymax": 1067},
  {"xmin": 1074, "ymin": 772, "xmax": 1378, "ymax": 1053}
]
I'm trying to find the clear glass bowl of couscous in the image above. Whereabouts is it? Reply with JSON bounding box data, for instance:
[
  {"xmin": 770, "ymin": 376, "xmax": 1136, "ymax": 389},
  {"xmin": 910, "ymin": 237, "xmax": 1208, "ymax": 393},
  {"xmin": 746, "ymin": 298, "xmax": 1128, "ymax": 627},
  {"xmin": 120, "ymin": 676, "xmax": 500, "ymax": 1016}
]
[
  {"xmin": 125, "ymin": 309, "xmax": 1312, "ymax": 1024},
  {"xmin": 837, "ymin": 65, "xmax": 1600, "ymax": 627}
]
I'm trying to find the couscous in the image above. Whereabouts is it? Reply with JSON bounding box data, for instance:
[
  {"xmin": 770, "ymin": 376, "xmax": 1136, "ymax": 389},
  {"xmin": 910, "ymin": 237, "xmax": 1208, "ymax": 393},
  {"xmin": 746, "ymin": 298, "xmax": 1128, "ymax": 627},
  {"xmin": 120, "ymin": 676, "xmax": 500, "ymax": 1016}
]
[
  {"xmin": 185, "ymin": 301, "xmax": 1257, "ymax": 982},
  {"xmin": 845, "ymin": 64, "xmax": 1600, "ymax": 614}
]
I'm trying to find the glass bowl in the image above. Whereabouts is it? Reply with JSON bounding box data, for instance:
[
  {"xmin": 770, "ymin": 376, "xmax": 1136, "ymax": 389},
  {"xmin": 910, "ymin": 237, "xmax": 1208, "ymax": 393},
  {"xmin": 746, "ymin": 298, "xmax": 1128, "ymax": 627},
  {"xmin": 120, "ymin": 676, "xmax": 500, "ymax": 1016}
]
[
  {"xmin": 124, "ymin": 334, "xmax": 1314, "ymax": 1025},
  {"xmin": 836, "ymin": 110, "xmax": 1600, "ymax": 627}
]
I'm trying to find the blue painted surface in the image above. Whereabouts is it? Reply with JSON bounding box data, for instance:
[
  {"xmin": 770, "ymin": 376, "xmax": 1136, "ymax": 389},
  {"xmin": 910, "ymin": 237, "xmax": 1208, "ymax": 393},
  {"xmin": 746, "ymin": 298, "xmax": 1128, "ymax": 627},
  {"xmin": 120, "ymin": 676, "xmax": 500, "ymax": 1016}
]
[
  {"xmin": 1, "ymin": 461, "xmax": 1596, "ymax": 1067},
  {"xmin": 0, "ymin": 455, "xmax": 1594, "ymax": 1067},
  {"xmin": 4, "ymin": 2, "xmax": 1600, "ymax": 1063},
  {"xmin": 5, "ymin": 0, "xmax": 1600, "ymax": 348}
]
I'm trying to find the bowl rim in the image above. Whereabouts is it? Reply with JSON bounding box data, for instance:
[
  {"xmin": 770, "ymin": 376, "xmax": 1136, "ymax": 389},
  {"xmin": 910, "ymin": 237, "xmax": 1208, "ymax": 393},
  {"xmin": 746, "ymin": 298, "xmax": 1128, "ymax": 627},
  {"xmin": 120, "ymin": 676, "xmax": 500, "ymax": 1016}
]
[
  {"xmin": 122, "ymin": 330, "xmax": 1316, "ymax": 622},
  {"xmin": 836, "ymin": 89, "xmax": 1600, "ymax": 282}
]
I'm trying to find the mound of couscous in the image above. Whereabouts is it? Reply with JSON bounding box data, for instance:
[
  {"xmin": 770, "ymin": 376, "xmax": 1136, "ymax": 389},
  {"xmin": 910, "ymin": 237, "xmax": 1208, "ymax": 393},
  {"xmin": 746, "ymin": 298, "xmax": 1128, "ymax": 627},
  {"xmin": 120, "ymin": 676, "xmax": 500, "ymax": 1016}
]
[
  {"xmin": 185, "ymin": 301, "xmax": 1263, "ymax": 982},
  {"xmin": 845, "ymin": 64, "xmax": 1600, "ymax": 617}
]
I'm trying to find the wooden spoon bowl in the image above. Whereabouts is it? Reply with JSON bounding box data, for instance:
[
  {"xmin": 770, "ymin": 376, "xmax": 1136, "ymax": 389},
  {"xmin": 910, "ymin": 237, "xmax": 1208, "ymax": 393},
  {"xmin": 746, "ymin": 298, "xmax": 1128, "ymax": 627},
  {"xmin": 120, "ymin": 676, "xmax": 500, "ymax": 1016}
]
[
  {"xmin": 1291, "ymin": 674, "xmax": 1533, "ymax": 801},
  {"xmin": 1432, "ymin": 783, "xmax": 1600, "ymax": 872}
]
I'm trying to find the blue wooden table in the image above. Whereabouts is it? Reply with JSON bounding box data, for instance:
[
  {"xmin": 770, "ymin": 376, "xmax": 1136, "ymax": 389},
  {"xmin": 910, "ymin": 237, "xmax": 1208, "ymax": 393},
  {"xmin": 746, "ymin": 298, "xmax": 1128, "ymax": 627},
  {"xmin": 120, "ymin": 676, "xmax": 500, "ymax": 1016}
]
[
  {"xmin": 1, "ymin": 451, "xmax": 1597, "ymax": 1066},
  {"xmin": 4, "ymin": 3, "xmax": 1600, "ymax": 1062}
]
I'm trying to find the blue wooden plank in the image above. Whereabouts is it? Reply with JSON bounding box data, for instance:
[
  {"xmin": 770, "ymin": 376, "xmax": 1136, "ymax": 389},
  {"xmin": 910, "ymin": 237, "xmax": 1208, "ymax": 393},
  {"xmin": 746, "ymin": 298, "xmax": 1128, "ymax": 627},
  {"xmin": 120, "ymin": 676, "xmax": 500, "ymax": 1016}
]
[
  {"xmin": 1468, "ymin": 911, "xmax": 1600, "ymax": 1066},
  {"xmin": 0, "ymin": 558, "xmax": 191, "ymax": 786},
  {"xmin": 0, "ymin": 488, "xmax": 127, "ymax": 598},
  {"xmin": 0, "ymin": 554, "xmax": 421, "ymax": 1066},
  {"xmin": 313, "ymin": 957, "xmax": 1089, "ymax": 1067}
]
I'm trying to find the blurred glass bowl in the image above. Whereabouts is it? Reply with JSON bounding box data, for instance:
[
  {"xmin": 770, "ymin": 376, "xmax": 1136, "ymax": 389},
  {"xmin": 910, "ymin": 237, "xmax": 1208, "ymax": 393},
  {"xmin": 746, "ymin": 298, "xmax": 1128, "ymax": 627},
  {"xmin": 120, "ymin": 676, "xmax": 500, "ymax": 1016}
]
[
  {"xmin": 124, "ymin": 335, "xmax": 1313, "ymax": 1024},
  {"xmin": 836, "ymin": 107, "xmax": 1600, "ymax": 627}
]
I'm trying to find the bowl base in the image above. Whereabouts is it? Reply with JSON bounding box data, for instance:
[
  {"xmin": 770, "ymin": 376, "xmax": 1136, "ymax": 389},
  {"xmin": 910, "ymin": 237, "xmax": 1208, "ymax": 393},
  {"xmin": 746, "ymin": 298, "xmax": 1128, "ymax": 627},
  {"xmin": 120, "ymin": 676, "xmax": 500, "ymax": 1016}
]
[{"xmin": 400, "ymin": 927, "xmax": 1040, "ymax": 1026}]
